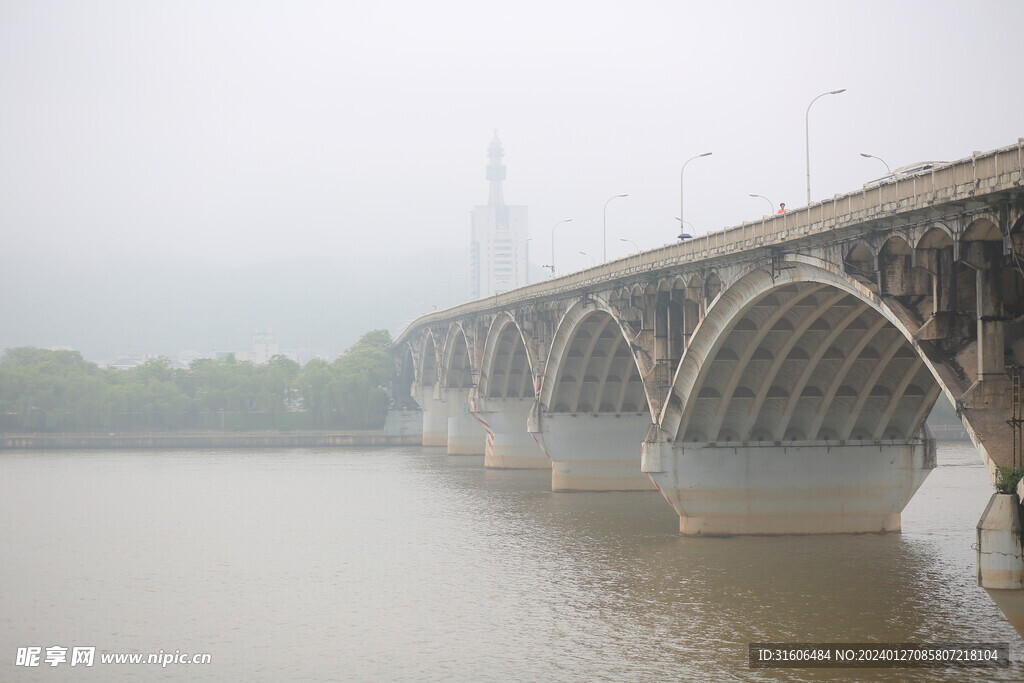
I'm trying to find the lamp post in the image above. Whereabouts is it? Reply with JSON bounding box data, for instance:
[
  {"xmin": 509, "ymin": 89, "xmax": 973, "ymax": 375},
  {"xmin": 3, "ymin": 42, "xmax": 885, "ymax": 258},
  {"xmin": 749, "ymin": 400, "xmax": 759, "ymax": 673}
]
[
  {"xmin": 805, "ymin": 88, "xmax": 845, "ymax": 204},
  {"xmin": 602, "ymin": 193, "xmax": 628, "ymax": 262},
  {"xmin": 681, "ymin": 153, "xmax": 712, "ymax": 238},
  {"xmin": 522, "ymin": 238, "xmax": 532, "ymax": 285},
  {"xmin": 859, "ymin": 152, "xmax": 892, "ymax": 175},
  {"xmin": 749, "ymin": 193, "xmax": 774, "ymax": 215},
  {"xmin": 579, "ymin": 251, "xmax": 596, "ymax": 266},
  {"xmin": 619, "ymin": 238, "xmax": 640, "ymax": 253},
  {"xmin": 550, "ymin": 218, "xmax": 574, "ymax": 277}
]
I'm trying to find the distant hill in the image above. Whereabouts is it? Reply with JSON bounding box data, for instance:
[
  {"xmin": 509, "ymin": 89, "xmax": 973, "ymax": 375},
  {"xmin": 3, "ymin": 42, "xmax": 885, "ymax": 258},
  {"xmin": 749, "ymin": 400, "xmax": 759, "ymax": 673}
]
[{"xmin": 0, "ymin": 247, "xmax": 469, "ymax": 363}]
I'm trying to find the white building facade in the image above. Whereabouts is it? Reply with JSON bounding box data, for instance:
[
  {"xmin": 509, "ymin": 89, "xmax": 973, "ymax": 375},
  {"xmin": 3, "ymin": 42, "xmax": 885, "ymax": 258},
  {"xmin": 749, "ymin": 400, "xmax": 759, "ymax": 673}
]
[
  {"xmin": 236, "ymin": 329, "xmax": 280, "ymax": 364},
  {"xmin": 470, "ymin": 133, "xmax": 529, "ymax": 299}
]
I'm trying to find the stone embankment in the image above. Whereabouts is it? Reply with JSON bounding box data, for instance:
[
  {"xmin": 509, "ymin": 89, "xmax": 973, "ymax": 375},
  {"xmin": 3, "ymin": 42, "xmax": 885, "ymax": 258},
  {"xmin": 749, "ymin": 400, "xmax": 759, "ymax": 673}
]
[{"xmin": 0, "ymin": 431, "xmax": 421, "ymax": 449}]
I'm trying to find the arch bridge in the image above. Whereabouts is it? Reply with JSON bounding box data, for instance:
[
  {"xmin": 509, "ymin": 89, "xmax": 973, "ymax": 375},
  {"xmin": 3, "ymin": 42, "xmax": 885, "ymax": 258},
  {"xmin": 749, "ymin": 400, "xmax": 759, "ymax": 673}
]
[{"xmin": 396, "ymin": 140, "xmax": 1024, "ymax": 541}]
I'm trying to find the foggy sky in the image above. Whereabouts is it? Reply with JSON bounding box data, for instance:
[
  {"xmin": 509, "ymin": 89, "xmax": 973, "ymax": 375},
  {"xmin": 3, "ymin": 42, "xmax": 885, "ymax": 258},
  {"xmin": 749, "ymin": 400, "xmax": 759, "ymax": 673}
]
[{"xmin": 2, "ymin": 0, "xmax": 1023, "ymax": 360}]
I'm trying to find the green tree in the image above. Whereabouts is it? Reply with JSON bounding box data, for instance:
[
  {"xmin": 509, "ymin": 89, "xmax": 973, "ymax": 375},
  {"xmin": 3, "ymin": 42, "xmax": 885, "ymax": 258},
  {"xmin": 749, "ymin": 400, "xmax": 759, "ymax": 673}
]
[
  {"xmin": 331, "ymin": 330, "xmax": 396, "ymax": 428},
  {"xmin": 297, "ymin": 358, "xmax": 337, "ymax": 427},
  {"xmin": 0, "ymin": 336, "xmax": 399, "ymax": 433}
]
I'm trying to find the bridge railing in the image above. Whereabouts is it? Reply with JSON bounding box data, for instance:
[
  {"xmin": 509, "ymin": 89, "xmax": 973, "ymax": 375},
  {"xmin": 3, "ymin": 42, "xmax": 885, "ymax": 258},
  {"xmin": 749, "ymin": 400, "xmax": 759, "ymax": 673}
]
[{"xmin": 398, "ymin": 140, "xmax": 1023, "ymax": 342}]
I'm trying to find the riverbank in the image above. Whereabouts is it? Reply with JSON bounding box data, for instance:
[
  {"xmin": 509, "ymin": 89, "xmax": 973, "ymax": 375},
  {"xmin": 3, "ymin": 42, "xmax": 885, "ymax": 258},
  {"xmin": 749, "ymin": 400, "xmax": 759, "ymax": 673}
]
[{"xmin": 0, "ymin": 430, "xmax": 422, "ymax": 449}]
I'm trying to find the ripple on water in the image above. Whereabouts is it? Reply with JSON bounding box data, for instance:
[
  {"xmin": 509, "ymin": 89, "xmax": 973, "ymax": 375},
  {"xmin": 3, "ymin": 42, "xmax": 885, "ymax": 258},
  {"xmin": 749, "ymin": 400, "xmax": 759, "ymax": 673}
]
[{"xmin": 0, "ymin": 443, "xmax": 1020, "ymax": 681}]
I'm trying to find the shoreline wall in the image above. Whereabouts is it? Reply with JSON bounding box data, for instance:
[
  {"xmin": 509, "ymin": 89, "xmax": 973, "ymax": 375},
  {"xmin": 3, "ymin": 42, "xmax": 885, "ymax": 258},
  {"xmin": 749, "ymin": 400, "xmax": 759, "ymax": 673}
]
[{"xmin": 0, "ymin": 431, "xmax": 421, "ymax": 450}]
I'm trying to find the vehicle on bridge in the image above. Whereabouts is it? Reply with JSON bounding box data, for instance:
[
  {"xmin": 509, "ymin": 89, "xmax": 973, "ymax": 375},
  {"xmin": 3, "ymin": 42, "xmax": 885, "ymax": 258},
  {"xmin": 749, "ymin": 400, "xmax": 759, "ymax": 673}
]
[{"xmin": 863, "ymin": 160, "xmax": 948, "ymax": 188}]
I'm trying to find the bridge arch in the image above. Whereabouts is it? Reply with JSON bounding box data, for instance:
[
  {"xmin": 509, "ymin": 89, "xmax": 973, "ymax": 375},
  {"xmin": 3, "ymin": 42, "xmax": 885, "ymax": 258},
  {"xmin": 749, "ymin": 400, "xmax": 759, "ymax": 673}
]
[
  {"xmin": 413, "ymin": 329, "xmax": 450, "ymax": 447},
  {"xmin": 878, "ymin": 235, "xmax": 917, "ymax": 296},
  {"xmin": 915, "ymin": 224, "xmax": 955, "ymax": 249},
  {"xmin": 441, "ymin": 323, "xmax": 474, "ymax": 390},
  {"xmin": 661, "ymin": 261, "xmax": 944, "ymax": 448},
  {"xmin": 396, "ymin": 345, "xmax": 418, "ymax": 409},
  {"xmin": 963, "ymin": 215, "xmax": 1002, "ymax": 242},
  {"xmin": 844, "ymin": 241, "xmax": 876, "ymax": 284},
  {"xmin": 418, "ymin": 330, "xmax": 441, "ymax": 390},
  {"xmin": 478, "ymin": 314, "xmax": 536, "ymax": 400},
  {"xmin": 540, "ymin": 298, "xmax": 650, "ymax": 418}
]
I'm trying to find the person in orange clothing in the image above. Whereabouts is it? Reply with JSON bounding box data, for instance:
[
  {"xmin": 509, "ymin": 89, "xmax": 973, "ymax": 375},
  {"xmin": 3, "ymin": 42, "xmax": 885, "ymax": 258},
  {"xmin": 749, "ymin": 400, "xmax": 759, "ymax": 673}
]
[{"xmin": 777, "ymin": 203, "xmax": 786, "ymax": 214}]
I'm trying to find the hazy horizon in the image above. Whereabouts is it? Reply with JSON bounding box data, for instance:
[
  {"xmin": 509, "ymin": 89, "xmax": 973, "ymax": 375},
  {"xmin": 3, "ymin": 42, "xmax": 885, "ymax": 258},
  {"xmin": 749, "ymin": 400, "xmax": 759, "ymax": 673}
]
[{"xmin": 3, "ymin": 0, "xmax": 1022, "ymax": 361}]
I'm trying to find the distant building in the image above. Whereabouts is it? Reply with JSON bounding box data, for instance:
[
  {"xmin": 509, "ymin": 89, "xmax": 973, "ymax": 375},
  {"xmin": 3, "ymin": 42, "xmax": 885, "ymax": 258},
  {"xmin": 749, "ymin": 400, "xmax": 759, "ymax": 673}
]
[
  {"xmin": 470, "ymin": 133, "xmax": 529, "ymax": 299},
  {"xmin": 107, "ymin": 354, "xmax": 153, "ymax": 371},
  {"xmin": 174, "ymin": 350, "xmax": 213, "ymax": 369},
  {"xmin": 236, "ymin": 329, "xmax": 280, "ymax": 364}
]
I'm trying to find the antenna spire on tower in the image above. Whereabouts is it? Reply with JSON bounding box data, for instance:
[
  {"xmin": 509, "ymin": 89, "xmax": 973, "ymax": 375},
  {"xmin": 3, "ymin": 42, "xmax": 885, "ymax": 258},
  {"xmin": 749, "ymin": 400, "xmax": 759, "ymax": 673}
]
[{"xmin": 486, "ymin": 132, "xmax": 506, "ymax": 207}]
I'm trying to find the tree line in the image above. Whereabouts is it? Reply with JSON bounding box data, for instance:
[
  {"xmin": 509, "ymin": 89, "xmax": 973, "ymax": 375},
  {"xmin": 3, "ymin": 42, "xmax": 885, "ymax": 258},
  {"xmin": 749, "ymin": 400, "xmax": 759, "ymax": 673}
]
[{"xmin": 0, "ymin": 330, "xmax": 397, "ymax": 432}]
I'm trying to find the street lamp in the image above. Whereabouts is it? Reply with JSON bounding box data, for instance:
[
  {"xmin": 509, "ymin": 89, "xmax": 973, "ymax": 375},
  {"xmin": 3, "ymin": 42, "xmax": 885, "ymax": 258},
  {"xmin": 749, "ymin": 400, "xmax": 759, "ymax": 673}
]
[
  {"xmin": 602, "ymin": 193, "xmax": 628, "ymax": 262},
  {"xmin": 681, "ymin": 153, "xmax": 712, "ymax": 239},
  {"xmin": 521, "ymin": 238, "xmax": 532, "ymax": 285},
  {"xmin": 749, "ymin": 193, "xmax": 774, "ymax": 215},
  {"xmin": 805, "ymin": 88, "xmax": 846, "ymax": 204},
  {"xmin": 619, "ymin": 237, "xmax": 640, "ymax": 253},
  {"xmin": 859, "ymin": 152, "xmax": 892, "ymax": 175},
  {"xmin": 675, "ymin": 218, "xmax": 695, "ymax": 240},
  {"xmin": 579, "ymin": 251, "xmax": 596, "ymax": 266},
  {"xmin": 550, "ymin": 218, "xmax": 574, "ymax": 277}
]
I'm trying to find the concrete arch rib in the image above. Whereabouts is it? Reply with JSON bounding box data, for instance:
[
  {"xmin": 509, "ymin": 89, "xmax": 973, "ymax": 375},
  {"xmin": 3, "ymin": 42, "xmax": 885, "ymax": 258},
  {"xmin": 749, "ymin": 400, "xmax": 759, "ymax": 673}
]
[
  {"xmin": 478, "ymin": 313, "xmax": 537, "ymax": 400},
  {"xmin": 836, "ymin": 334, "xmax": 907, "ymax": 439},
  {"xmin": 805, "ymin": 316, "xmax": 890, "ymax": 441},
  {"xmin": 418, "ymin": 330, "xmax": 441, "ymax": 389},
  {"xmin": 396, "ymin": 346, "xmax": 418, "ymax": 410},
  {"xmin": 702, "ymin": 284, "xmax": 826, "ymax": 442},
  {"xmin": 417, "ymin": 330, "xmax": 447, "ymax": 447},
  {"xmin": 474, "ymin": 313, "xmax": 548, "ymax": 469},
  {"xmin": 440, "ymin": 322, "xmax": 474, "ymax": 390},
  {"xmin": 536, "ymin": 297, "xmax": 656, "ymax": 491},
  {"xmin": 735, "ymin": 290, "xmax": 848, "ymax": 441},
  {"xmin": 566, "ymin": 315, "xmax": 616, "ymax": 413},
  {"xmin": 772, "ymin": 301, "xmax": 869, "ymax": 441},
  {"xmin": 540, "ymin": 297, "xmax": 652, "ymax": 420},
  {"xmin": 661, "ymin": 261, "xmax": 944, "ymax": 444},
  {"xmin": 645, "ymin": 261, "xmax": 949, "ymax": 535},
  {"xmin": 437, "ymin": 323, "xmax": 485, "ymax": 455}
]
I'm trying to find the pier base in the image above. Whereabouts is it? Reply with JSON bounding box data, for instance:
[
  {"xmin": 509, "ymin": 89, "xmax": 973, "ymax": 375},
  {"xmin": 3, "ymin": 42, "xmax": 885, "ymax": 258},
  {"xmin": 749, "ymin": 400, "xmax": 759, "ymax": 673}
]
[
  {"xmin": 475, "ymin": 399, "xmax": 549, "ymax": 469},
  {"xmin": 642, "ymin": 439, "xmax": 934, "ymax": 535},
  {"xmin": 977, "ymin": 491, "xmax": 1024, "ymax": 638},
  {"xmin": 445, "ymin": 388, "xmax": 484, "ymax": 455},
  {"xmin": 534, "ymin": 413, "xmax": 654, "ymax": 491},
  {"xmin": 421, "ymin": 394, "xmax": 448, "ymax": 447}
]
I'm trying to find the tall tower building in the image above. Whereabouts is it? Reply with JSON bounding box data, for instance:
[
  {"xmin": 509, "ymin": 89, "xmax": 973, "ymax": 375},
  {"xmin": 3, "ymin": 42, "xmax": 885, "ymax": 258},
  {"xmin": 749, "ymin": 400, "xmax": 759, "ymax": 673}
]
[{"xmin": 470, "ymin": 133, "xmax": 529, "ymax": 299}]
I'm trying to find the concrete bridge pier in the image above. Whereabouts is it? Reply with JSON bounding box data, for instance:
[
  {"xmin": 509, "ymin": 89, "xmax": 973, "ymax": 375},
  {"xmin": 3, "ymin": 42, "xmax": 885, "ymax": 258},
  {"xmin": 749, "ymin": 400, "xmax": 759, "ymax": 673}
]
[
  {"xmin": 977, "ymin": 486, "xmax": 1024, "ymax": 638},
  {"xmin": 445, "ymin": 388, "xmax": 485, "ymax": 455},
  {"xmin": 420, "ymin": 388, "xmax": 448, "ymax": 447},
  {"xmin": 473, "ymin": 397, "xmax": 549, "ymax": 469},
  {"xmin": 642, "ymin": 436, "xmax": 934, "ymax": 535},
  {"xmin": 530, "ymin": 409, "xmax": 655, "ymax": 491}
]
